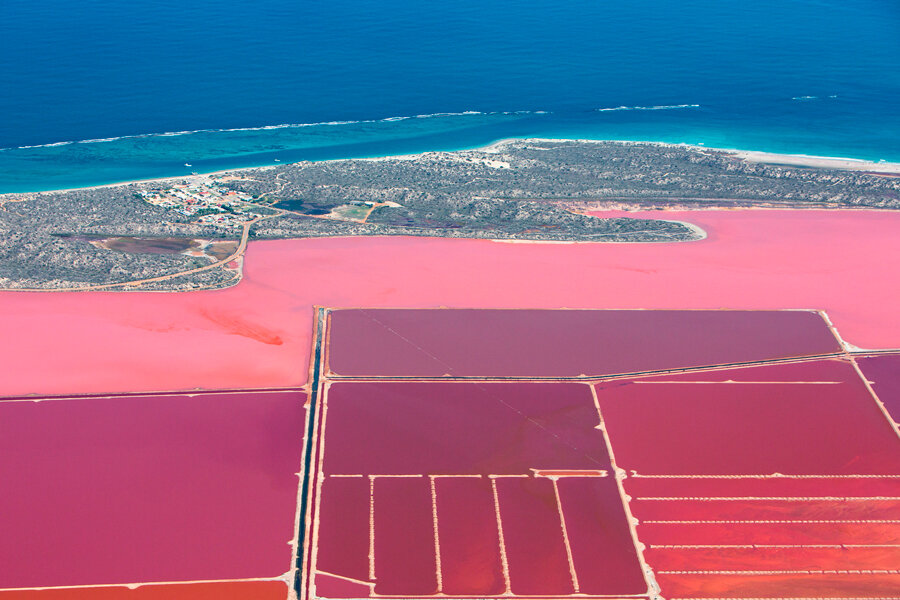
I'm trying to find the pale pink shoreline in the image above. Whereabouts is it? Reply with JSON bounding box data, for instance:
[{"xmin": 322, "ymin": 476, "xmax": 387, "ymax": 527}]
[{"xmin": 1, "ymin": 208, "xmax": 898, "ymax": 398}]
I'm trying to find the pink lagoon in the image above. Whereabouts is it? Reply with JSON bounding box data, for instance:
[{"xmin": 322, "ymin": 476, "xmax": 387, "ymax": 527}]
[{"xmin": 0, "ymin": 208, "xmax": 898, "ymax": 398}]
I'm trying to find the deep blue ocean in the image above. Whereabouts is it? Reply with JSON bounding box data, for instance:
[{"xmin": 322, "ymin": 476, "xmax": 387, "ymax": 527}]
[{"xmin": 1, "ymin": 0, "xmax": 898, "ymax": 192}]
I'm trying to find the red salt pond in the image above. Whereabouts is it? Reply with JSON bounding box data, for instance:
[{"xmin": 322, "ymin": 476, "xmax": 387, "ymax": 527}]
[
  {"xmin": 321, "ymin": 382, "xmax": 609, "ymax": 475},
  {"xmin": 325, "ymin": 309, "xmax": 839, "ymax": 377},
  {"xmin": 1, "ymin": 209, "xmax": 899, "ymax": 397},
  {"xmin": 433, "ymin": 477, "xmax": 506, "ymax": 596},
  {"xmin": 311, "ymin": 381, "xmax": 645, "ymax": 597},
  {"xmin": 654, "ymin": 573, "xmax": 900, "ymax": 598},
  {"xmin": 372, "ymin": 477, "xmax": 438, "ymax": 596},
  {"xmin": 314, "ymin": 478, "xmax": 370, "ymax": 585},
  {"xmin": 493, "ymin": 477, "xmax": 575, "ymax": 595},
  {"xmin": 595, "ymin": 361, "xmax": 900, "ymax": 475},
  {"xmin": 555, "ymin": 477, "xmax": 647, "ymax": 594},
  {"xmin": 631, "ymin": 498, "xmax": 900, "ymax": 521},
  {"xmin": 858, "ymin": 355, "xmax": 900, "ymax": 421},
  {"xmin": 0, "ymin": 391, "xmax": 304, "ymax": 589},
  {"xmin": 644, "ymin": 545, "xmax": 900, "ymax": 572},
  {"xmin": 624, "ymin": 475, "xmax": 900, "ymax": 498},
  {"xmin": 308, "ymin": 315, "xmax": 899, "ymax": 600},
  {"xmin": 637, "ymin": 521, "xmax": 900, "ymax": 546},
  {"xmin": 607, "ymin": 357, "xmax": 900, "ymax": 598}
]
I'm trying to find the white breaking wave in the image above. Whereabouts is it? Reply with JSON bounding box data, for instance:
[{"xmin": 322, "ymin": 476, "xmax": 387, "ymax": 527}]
[
  {"xmin": 4, "ymin": 110, "xmax": 548, "ymax": 151},
  {"xmin": 595, "ymin": 103, "xmax": 700, "ymax": 112}
]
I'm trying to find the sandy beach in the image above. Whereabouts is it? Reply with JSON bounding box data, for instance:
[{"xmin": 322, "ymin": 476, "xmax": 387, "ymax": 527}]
[
  {"xmin": 5, "ymin": 138, "xmax": 900, "ymax": 199},
  {"xmin": 488, "ymin": 138, "xmax": 900, "ymax": 174},
  {"xmin": 726, "ymin": 149, "xmax": 900, "ymax": 173}
]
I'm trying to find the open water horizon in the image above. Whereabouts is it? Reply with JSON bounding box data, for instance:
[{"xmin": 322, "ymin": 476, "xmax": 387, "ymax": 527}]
[{"xmin": 1, "ymin": 0, "xmax": 898, "ymax": 193}]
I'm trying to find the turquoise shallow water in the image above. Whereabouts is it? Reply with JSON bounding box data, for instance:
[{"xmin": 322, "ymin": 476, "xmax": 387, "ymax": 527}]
[{"xmin": 1, "ymin": 0, "xmax": 898, "ymax": 192}]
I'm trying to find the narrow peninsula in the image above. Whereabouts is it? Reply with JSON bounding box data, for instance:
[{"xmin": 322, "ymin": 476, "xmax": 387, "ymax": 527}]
[{"xmin": 1, "ymin": 139, "xmax": 897, "ymax": 292}]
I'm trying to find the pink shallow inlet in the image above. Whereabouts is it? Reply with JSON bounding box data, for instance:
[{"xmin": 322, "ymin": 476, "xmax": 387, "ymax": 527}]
[
  {"xmin": 1, "ymin": 209, "xmax": 900, "ymax": 397},
  {"xmin": 325, "ymin": 308, "xmax": 840, "ymax": 377},
  {"xmin": 595, "ymin": 361, "xmax": 900, "ymax": 475},
  {"xmin": 321, "ymin": 381, "xmax": 609, "ymax": 475},
  {"xmin": 0, "ymin": 391, "xmax": 305, "ymax": 589}
]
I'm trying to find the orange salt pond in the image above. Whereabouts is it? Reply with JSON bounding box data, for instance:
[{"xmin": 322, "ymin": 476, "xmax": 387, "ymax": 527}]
[{"xmin": 0, "ymin": 582, "xmax": 288, "ymax": 600}]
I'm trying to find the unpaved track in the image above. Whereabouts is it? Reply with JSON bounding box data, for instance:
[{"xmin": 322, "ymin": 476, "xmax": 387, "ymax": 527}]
[{"xmin": 10, "ymin": 213, "xmax": 279, "ymax": 293}]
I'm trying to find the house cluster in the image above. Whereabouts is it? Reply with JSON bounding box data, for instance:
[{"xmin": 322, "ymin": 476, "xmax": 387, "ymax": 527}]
[{"xmin": 139, "ymin": 180, "xmax": 257, "ymax": 228}]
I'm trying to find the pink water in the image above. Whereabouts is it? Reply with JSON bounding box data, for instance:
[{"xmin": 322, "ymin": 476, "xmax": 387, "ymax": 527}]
[
  {"xmin": 493, "ymin": 477, "xmax": 574, "ymax": 595},
  {"xmin": 1, "ymin": 209, "xmax": 898, "ymax": 397},
  {"xmin": 326, "ymin": 308, "xmax": 840, "ymax": 377},
  {"xmin": 315, "ymin": 477, "xmax": 370, "ymax": 585},
  {"xmin": 0, "ymin": 391, "xmax": 305, "ymax": 588},
  {"xmin": 555, "ymin": 477, "xmax": 647, "ymax": 594},
  {"xmin": 434, "ymin": 477, "xmax": 506, "ymax": 596},
  {"xmin": 372, "ymin": 477, "xmax": 438, "ymax": 595},
  {"xmin": 859, "ymin": 355, "xmax": 900, "ymax": 420},
  {"xmin": 322, "ymin": 382, "xmax": 609, "ymax": 475},
  {"xmin": 596, "ymin": 372, "xmax": 900, "ymax": 475},
  {"xmin": 625, "ymin": 476, "xmax": 900, "ymax": 498}
]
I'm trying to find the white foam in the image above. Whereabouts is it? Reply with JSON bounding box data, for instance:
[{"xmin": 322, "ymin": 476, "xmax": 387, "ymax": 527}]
[
  {"xmin": 14, "ymin": 141, "xmax": 74, "ymax": 149},
  {"xmin": 790, "ymin": 94, "xmax": 838, "ymax": 101},
  {"xmin": 595, "ymin": 103, "xmax": 700, "ymax": 112},
  {"xmin": 5, "ymin": 110, "xmax": 547, "ymax": 151}
]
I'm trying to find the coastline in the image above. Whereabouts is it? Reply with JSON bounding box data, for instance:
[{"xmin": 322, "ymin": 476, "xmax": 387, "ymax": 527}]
[
  {"xmin": 488, "ymin": 138, "xmax": 900, "ymax": 173},
  {"xmin": 724, "ymin": 149, "xmax": 900, "ymax": 173},
  {"xmin": 491, "ymin": 218, "xmax": 708, "ymax": 244},
  {"xmin": 5, "ymin": 138, "xmax": 900, "ymax": 198}
]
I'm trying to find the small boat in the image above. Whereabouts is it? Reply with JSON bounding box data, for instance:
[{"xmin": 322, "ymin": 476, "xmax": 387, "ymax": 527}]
[
  {"xmin": 274, "ymin": 159, "xmax": 281, "ymax": 162},
  {"xmin": 184, "ymin": 163, "xmax": 192, "ymax": 167}
]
